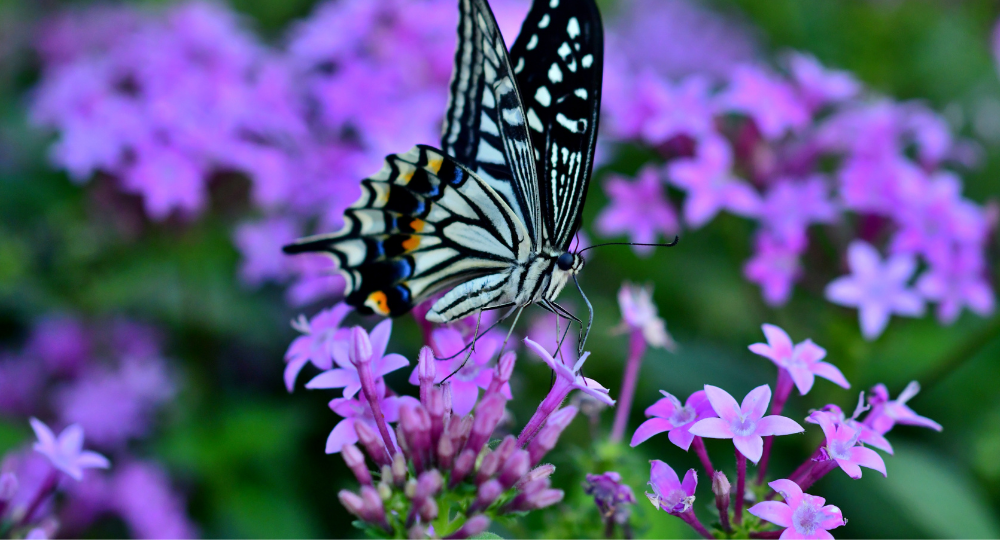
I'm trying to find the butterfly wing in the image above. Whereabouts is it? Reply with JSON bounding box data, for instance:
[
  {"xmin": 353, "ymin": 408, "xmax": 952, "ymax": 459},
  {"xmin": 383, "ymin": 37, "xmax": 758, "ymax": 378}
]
[
  {"xmin": 284, "ymin": 145, "xmax": 529, "ymax": 318},
  {"xmin": 509, "ymin": 0, "xmax": 604, "ymax": 250},
  {"xmin": 441, "ymin": 0, "xmax": 542, "ymax": 247}
]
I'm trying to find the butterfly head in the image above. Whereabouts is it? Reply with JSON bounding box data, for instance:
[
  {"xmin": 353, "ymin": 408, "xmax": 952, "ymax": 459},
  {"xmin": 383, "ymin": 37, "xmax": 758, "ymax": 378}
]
[{"xmin": 556, "ymin": 251, "xmax": 584, "ymax": 274}]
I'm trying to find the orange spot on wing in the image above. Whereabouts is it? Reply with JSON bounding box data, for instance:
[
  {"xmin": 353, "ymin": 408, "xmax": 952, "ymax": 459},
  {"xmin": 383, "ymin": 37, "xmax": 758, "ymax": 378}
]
[
  {"xmin": 402, "ymin": 236, "xmax": 420, "ymax": 252},
  {"xmin": 410, "ymin": 219, "xmax": 426, "ymax": 232},
  {"xmin": 427, "ymin": 157, "xmax": 443, "ymax": 174},
  {"xmin": 365, "ymin": 291, "xmax": 390, "ymax": 316}
]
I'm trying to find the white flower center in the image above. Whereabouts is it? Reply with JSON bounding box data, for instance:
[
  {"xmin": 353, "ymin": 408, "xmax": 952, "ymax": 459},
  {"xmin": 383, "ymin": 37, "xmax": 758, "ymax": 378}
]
[
  {"xmin": 793, "ymin": 502, "xmax": 822, "ymax": 535},
  {"xmin": 671, "ymin": 406, "xmax": 696, "ymax": 426},
  {"xmin": 731, "ymin": 415, "xmax": 757, "ymax": 436},
  {"xmin": 828, "ymin": 439, "xmax": 853, "ymax": 460}
]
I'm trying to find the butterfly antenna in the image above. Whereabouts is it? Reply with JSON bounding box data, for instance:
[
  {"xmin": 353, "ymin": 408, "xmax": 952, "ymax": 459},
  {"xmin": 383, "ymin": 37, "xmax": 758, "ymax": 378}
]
[
  {"xmin": 573, "ymin": 275, "xmax": 593, "ymax": 356},
  {"xmin": 435, "ymin": 318, "xmax": 504, "ymax": 361},
  {"xmin": 577, "ymin": 236, "xmax": 679, "ymax": 255}
]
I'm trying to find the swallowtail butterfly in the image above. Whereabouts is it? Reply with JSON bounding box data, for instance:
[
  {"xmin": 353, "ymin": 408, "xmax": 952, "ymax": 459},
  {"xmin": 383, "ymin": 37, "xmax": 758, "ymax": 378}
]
[{"xmin": 284, "ymin": 0, "xmax": 603, "ymax": 346}]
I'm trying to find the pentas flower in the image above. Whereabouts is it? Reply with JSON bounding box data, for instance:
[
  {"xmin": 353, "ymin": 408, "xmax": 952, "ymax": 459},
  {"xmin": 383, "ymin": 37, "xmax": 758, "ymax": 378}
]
[
  {"xmin": 616, "ymin": 282, "xmax": 675, "ymax": 349},
  {"xmin": 787, "ymin": 52, "xmax": 860, "ymax": 112},
  {"xmin": 633, "ymin": 71, "xmax": 716, "ymax": 145},
  {"xmin": 283, "ymin": 304, "xmax": 351, "ymax": 392},
  {"xmin": 689, "ymin": 385, "xmax": 803, "ymax": 464},
  {"xmin": 749, "ymin": 324, "xmax": 849, "ymax": 395},
  {"xmin": 917, "ymin": 247, "xmax": 995, "ymax": 325},
  {"xmin": 866, "ymin": 382, "xmax": 942, "ymax": 435},
  {"xmin": 307, "ymin": 320, "xmax": 409, "ymax": 399},
  {"xmin": 584, "ymin": 472, "xmax": 636, "ymax": 530},
  {"xmin": 749, "ymin": 479, "xmax": 846, "ymax": 539},
  {"xmin": 233, "ymin": 217, "xmax": 300, "ymax": 287},
  {"xmin": 30, "ymin": 419, "xmax": 110, "ymax": 481},
  {"xmin": 719, "ymin": 64, "xmax": 810, "ymax": 140},
  {"xmin": 825, "ymin": 241, "xmax": 925, "ymax": 340},
  {"xmin": 808, "ymin": 412, "xmax": 886, "ymax": 479},
  {"xmin": 326, "ymin": 384, "xmax": 418, "ymax": 454},
  {"xmin": 631, "ymin": 390, "xmax": 716, "ymax": 450},
  {"xmin": 25, "ymin": 316, "xmax": 91, "ymax": 376},
  {"xmin": 815, "ymin": 401, "xmax": 892, "ymax": 454},
  {"xmin": 407, "ymin": 327, "xmax": 507, "ymax": 416},
  {"xmin": 744, "ymin": 233, "xmax": 803, "ymax": 306},
  {"xmin": 667, "ymin": 134, "xmax": 761, "ymax": 228},
  {"xmin": 646, "ymin": 460, "xmax": 696, "ymax": 515},
  {"xmin": 889, "ymin": 171, "xmax": 987, "ymax": 264},
  {"xmin": 111, "ymin": 461, "xmax": 198, "ymax": 539},
  {"xmin": 757, "ymin": 177, "xmax": 837, "ymax": 250},
  {"xmin": 595, "ymin": 166, "xmax": 679, "ymax": 256}
]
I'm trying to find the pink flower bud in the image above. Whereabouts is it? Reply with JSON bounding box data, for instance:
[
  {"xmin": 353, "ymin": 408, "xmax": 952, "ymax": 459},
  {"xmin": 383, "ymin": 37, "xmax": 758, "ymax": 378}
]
[
  {"xmin": 355, "ymin": 421, "xmax": 391, "ymax": 467},
  {"xmin": 449, "ymin": 415, "xmax": 472, "ymax": 452},
  {"xmin": 415, "ymin": 469, "xmax": 443, "ymax": 501},
  {"xmin": 418, "ymin": 347, "xmax": 436, "ymax": 382},
  {"xmin": 342, "ymin": 444, "xmax": 372, "ymax": 485},
  {"xmin": 391, "ymin": 452, "xmax": 409, "ymax": 487},
  {"xmin": 470, "ymin": 479, "xmax": 504, "ymax": 513},
  {"xmin": 528, "ymin": 406, "xmax": 578, "ymax": 465},
  {"xmin": 338, "ymin": 489, "xmax": 365, "ymax": 518},
  {"xmin": 426, "ymin": 387, "xmax": 446, "ymax": 444},
  {"xmin": 515, "ymin": 464, "xmax": 555, "ymax": 490},
  {"xmin": 444, "ymin": 515, "xmax": 491, "ymax": 539},
  {"xmin": 399, "ymin": 406, "xmax": 428, "ymax": 473},
  {"xmin": 487, "ymin": 352, "xmax": 517, "ymax": 395},
  {"xmin": 466, "ymin": 394, "xmax": 506, "ymax": 455},
  {"xmin": 493, "ymin": 435, "xmax": 517, "ymax": 465},
  {"xmin": 0, "ymin": 472, "xmax": 17, "ymax": 502},
  {"xmin": 450, "ymin": 448, "xmax": 478, "ymax": 488},
  {"xmin": 418, "ymin": 498, "xmax": 439, "ymax": 523},
  {"xmin": 475, "ymin": 450, "xmax": 501, "ymax": 486},
  {"xmin": 360, "ymin": 485, "xmax": 390, "ymax": 530},
  {"xmin": 442, "ymin": 382, "xmax": 453, "ymax": 416},
  {"xmin": 349, "ymin": 326, "xmax": 373, "ymax": 366},
  {"xmin": 498, "ymin": 450, "xmax": 530, "ymax": 489},
  {"xmin": 526, "ymin": 488, "xmax": 564, "ymax": 510},
  {"xmin": 437, "ymin": 432, "xmax": 455, "ymax": 471}
]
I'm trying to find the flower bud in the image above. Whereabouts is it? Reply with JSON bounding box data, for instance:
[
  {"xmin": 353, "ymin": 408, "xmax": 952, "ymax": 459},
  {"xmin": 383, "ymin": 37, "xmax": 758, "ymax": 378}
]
[
  {"xmin": 0, "ymin": 472, "xmax": 17, "ymax": 502},
  {"xmin": 338, "ymin": 489, "xmax": 365, "ymax": 519},
  {"xmin": 444, "ymin": 515, "xmax": 491, "ymax": 539},
  {"xmin": 418, "ymin": 347, "xmax": 436, "ymax": 385},
  {"xmin": 516, "ymin": 464, "xmax": 555, "ymax": 490},
  {"xmin": 498, "ymin": 450, "xmax": 530, "ymax": 490},
  {"xmin": 360, "ymin": 485, "xmax": 391, "ymax": 530},
  {"xmin": 475, "ymin": 450, "xmax": 501, "ymax": 486},
  {"xmin": 449, "ymin": 415, "xmax": 472, "ymax": 452},
  {"xmin": 426, "ymin": 387, "xmax": 446, "ymax": 443},
  {"xmin": 408, "ymin": 524, "xmax": 427, "ymax": 540},
  {"xmin": 349, "ymin": 326, "xmax": 373, "ymax": 366},
  {"xmin": 450, "ymin": 448, "xmax": 478, "ymax": 488},
  {"xmin": 713, "ymin": 471, "xmax": 731, "ymax": 532},
  {"xmin": 486, "ymin": 352, "xmax": 517, "ymax": 395},
  {"xmin": 469, "ymin": 479, "xmax": 504, "ymax": 514},
  {"xmin": 342, "ymin": 444, "xmax": 372, "ymax": 485},
  {"xmin": 400, "ymin": 406, "xmax": 429, "ymax": 473},
  {"xmin": 418, "ymin": 498, "xmax": 439, "ymax": 523},
  {"xmin": 442, "ymin": 381, "xmax": 454, "ymax": 418},
  {"xmin": 392, "ymin": 452, "xmax": 409, "ymax": 487},
  {"xmin": 437, "ymin": 432, "xmax": 455, "ymax": 471},
  {"xmin": 355, "ymin": 421, "xmax": 391, "ymax": 467},
  {"xmin": 415, "ymin": 470, "xmax": 443, "ymax": 501},
  {"xmin": 493, "ymin": 435, "xmax": 517, "ymax": 465},
  {"xmin": 404, "ymin": 478, "xmax": 418, "ymax": 499},
  {"xmin": 528, "ymin": 406, "xmax": 578, "ymax": 465},
  {"xmin": 466, "ymin": 394, "xmax": 506, "ymax": 455},
  {"xmin": 377, "ymin": 481, "xmax": 392, "ymax": 501}
]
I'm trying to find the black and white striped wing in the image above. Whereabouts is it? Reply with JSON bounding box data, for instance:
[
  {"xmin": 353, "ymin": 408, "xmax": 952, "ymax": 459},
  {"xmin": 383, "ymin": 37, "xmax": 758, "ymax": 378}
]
[
  {"xmin": 283, "ymin": 146, "xmax": 529, "ymax": 318},
  {"xmin": 509, "ymin": 0, "xmax": 604, "ymax": 250},
  {"xmin": 442, "ymin": 0, "xmax": 542, "ymax": 247}
]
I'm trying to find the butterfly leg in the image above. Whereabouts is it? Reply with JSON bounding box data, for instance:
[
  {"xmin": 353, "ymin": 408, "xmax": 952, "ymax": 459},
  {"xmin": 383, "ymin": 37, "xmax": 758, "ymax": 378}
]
[{"xmin": 441, "ymin": 310, "xmax": 484, "ymax": 384}]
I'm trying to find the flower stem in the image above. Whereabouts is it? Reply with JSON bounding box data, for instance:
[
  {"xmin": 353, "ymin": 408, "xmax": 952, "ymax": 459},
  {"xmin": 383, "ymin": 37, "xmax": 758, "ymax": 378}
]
[
  {"xmin": 749, "ymin": 531, "xmax": 782, "ymax": 539},
  {"xmin": 678, "ymin": 509, "xmax": 714, "ymax": 539},
  {"xmin": 757, "ymin": 369, "xmax": 793, "ymax": 484},
  {"xmin": 18, "ymin": 469, "xmax": 58, "ymax": 527},
  {"xmin": 796, "ymin": 460, "xmax": 837, "ymax": 492},
  {"xmin": 517, "ymin": 382, "xmax": 571, "ymax": 447},
  {"xmin": 692, "ymin": 437, "xmax": 715, "ymax": 477},
  {"xmin": 358, "ymin": 373, "xmax": 397, "ymax": 456},
  {"xmin": 735, "ymin": 449, "xmax": 746, "ymax": 525},
  {"xmin": 610, "ymin": 331, "xmax": 647, "ymax": 443}
]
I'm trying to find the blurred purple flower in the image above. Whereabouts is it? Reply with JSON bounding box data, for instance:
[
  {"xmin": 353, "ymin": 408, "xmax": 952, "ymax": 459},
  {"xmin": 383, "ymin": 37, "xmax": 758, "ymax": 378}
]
[
  {"xmin": 757, "ymin": 177, "xmax": 837, "ymax": 250},
  {"xmin": 584, "ymin": 472, "xmax": 636, "ymax": 525},
  {"xmin": 744, "ymin": 233, "xmax": 803, "ymax": 306},
  {"xmin": 809, "ymin": 412, "xmax": 886, "ymax": 479},
  {"xmin": 595, "ymin": 166, "xmax": 679, "ymax": 256},
  {"xmin": 30, "ymin": 419, "xmax": 110, "ymax": 481},
  {"xmin": 646, "ymin": 460, "xmax": 696, "ymax": 515},
  {"xmin": 307, "ymin": 320, "xmax": 409, "ymax": 399},
  {"xmin": 523, "ymin": 338, "xmax": 614, "ymax": 407},
  {"xmin": 25, "ymin": 316, "xmax": 91, "ymax": 377},
  {"xmin": 111, "ymin": 461, "xmax": 197, "ymax": 539},
  {"xmin": 748, "ymin": 324, "xmax": 849, "ymax": 395},
  {"xmin": 606, "ymin": 70, "xmax": 715, "ymax": 144},
  {"xmin": 890, "ymin": 171, "xmax": 987, "ymax": 265},
  {"xmin": 406, "ymin": 327, "xmax": 507, "ymax": 416},
  {"xmin": 750, "ymin": 479, "xmax": 846, "ymax": 539},
  {"xmin": 825, "ymin": 241, "xmax": 925, "ymax": 340},
  {"xmin": 630, "ymin": 390, "xmax": 715, "ymax": 450},
  {"xmin": 917, "ymin": 247, "xmax": 995, "ymax": 324},
  {"xmin": 284, "ymin": 304, "xmax": 351, "ymax": 392},
  {"xmin": 787, "ymin": 53, "xmax": 860, "ymax": 112},
  {"xmin": 326, "ymin": 384, "xmax": 418, "ymax": 454},
  {"xmin": 720, "ymin": 64, "xmax": 809, "ymax": 140},
  {"xmin": 233, "ymin": 217, "xmax": 300, "ymax": 287},
  {"xmin": 616, "ymin": 282, "xmax": 674, "ymax": 349},
  {"xmin": 866, "ymin": 382, "xmax": 942, "ymax": 435},
  {"xmin": 0, "ymin": 355, "xmax": 46, "ymax": 416},
  {"xmin": 667, "ymin": 134, "xmax": 761, "ymax": 227},
  {"xmin": 688, "ymin": 384, "xmax": 803, "ymax": 464}
]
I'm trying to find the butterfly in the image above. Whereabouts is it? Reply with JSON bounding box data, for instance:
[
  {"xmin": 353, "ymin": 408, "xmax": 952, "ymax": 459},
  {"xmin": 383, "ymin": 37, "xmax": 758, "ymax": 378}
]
[{"xmin": 283, "ymin": 0, "xmax": 604, "ymax": 348}]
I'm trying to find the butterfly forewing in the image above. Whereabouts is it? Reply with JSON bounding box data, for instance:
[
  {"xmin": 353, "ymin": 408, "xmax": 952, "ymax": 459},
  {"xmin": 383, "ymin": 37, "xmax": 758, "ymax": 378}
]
[
  {"xmin": 509, "ymin": 0, "xmax": 604, "ymax": 250},
  {"xmin": 283, "ymin": 146, "xmax": 528, "ymax": 317},
  {"xmin": 442, "ymin": 0, "xmax": 542, "ymax": 247}
]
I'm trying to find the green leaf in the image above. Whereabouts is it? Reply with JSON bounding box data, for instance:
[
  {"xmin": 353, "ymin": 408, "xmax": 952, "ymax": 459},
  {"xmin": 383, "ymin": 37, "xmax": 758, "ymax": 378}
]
[{"xmin": 470, "ymin": 533, "xmax": 504, "ymax": 540}]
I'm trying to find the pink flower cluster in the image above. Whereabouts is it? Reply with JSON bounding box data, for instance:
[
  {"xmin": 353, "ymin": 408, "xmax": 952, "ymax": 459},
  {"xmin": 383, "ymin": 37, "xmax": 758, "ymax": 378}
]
[
  {"xmin": 599, "ymin": 0, "xmax": 995, "ymax": 339},
  {"xmin": 632, "ymin": 324, "xmax": 941, "ymax": 538}
]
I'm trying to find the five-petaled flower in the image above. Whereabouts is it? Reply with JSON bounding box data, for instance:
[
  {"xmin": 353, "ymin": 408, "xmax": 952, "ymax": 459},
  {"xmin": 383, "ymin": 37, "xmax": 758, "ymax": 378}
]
[
  {"xmin": 688, "ymin": 385, "xmax": 804, "ymax": 463},
  {"xmin": 749, "ymin": 324, "xmax": 850, "ymax": 395},
  {"xmin": 646, "ymin": 460, "xmax": 697, "ymax": 515},
  {"xmin": 631, "ymin": 390, "xmax": 716, "ymax": 450},
  {"xmin": 284, "ymin": 304, "xmax": 351, "ymax": 391},
  {"xmin": 616, "ymin": 283, "xmax": 675, "ymax": 350},
  {"xmin": 595, "ymin": 166, "xmax": 679, "ymax": 256},
  {"xmin": 825, "ymin": 241, "xmax": 924, "ymax": 340},
  {"xmin": 808, "ymin": 412, "xmax": 887, "ymax": 479},
  {"xmin": 865, "ymin": 381, "xmax": 942, "ymax": 435},
  {"xmin": 306, "ymin": 319, "xmax": 409, "ymax": 399},
  {"xmin": 749, "ymin": 479, "xmax": 846, "ymax": 539},
  {"xmin": 325, "ymin": 384, "xmax": 418, "ymax": 454},
  {"xmin": 523, "ymin": 338, "xmax": 614, "ymax": 406},
  {"xmin": 30, "ymin": 418, "xmax": 110, "ymax": 481}
]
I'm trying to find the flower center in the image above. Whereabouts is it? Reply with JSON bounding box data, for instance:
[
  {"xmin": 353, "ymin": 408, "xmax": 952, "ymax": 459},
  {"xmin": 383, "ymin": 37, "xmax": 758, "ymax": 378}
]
[
  {"xmin": 731, "ymin": 415, "xmax": 756, "ymax": 436},
  {"xmin": 671, "ymin": 406, "xmax": 696, "ymax": 426},
  {"xmin": 827, "ymin": 439, "xmax": 853, "ymax": 460},
  {"xmin": 793, "ymin": 501, "xmax": 822, "ymax": 535}
]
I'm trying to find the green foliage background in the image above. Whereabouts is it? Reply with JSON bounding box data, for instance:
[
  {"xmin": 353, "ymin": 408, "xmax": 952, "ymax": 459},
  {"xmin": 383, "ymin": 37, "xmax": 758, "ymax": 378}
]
[{"xmin": 0, "ymin": 0, "xmax": 999, "ymax": 538}]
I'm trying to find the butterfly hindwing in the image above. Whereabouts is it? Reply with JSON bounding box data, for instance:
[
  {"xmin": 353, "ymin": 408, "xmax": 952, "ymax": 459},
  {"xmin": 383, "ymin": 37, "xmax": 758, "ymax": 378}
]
[
  {"xmin": 284, "ymin": 146, "xmax": 528, "ymax": 317},
  {"xmin": 509, "ymin": 0, "xmax": 604, "ymax": 250},
  {"xmin": 442, "ymin": 0, "xmax": 542, "ymax": 247}
]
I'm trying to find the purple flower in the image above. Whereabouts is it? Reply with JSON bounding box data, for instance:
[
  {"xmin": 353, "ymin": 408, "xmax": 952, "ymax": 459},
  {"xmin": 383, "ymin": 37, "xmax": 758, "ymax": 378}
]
[
  {"xmin": 584, "ymin": 472, "xmax": 636, "ymax": 524},
  {"xmin": 111, "ymin": 461, "xmax": 197, "ymax": 539},
  {"xmin": 283, "ymin": 304, "xmax": 351, "ymax": 392},
  {"xmin": 326, "ymin": 384, "xmax": 418, "ymax": 454},
  {"xmin": 524, "ymin": 338, "xmax": 614, "ymax": 406},
  {"xmin": 749, "ymin": 479, "xmax": 846, "ymax": 539},
  {"xmin": 917, "ymin": 247, "xmax": 995, "ymax": 324},
  {"xmin": 866, "ymin": 382, "xmax": 942, "ymax": 435},
  {"xmin": 825, "ymin": 241, "xmax": 925, "ymax": 340},
  {"xmin": 667, "ymin": 134, "xmax": 761, "ymax": 228},
  {"xmin": 307, "ymin": 320, "xmax": 409, "ymax": 399},
  {"xmin": 813, "ymin": 401, "xmax": 893, "ymax": 454},
  {"xmin": 30, "ymin": 418, "xmax": 110, "ymax": 481},
  {"xmin": 757, "ymin": 177, "xmax": 837, "ymax": 250},
  {"xmin": 744, "ymin": 233, "xmax": 803, "ymax": 306},
  {"xmin": 646, "ymin": 460, "xmax": 696, "ymax": 515},
  {"xmin": 787, "ymin": 53, "xmax": 859, "ymax": 111},
  {"xmin": 719, "ymin": 64, "xmax": 809, "ymax": 140},
  {"xmin": 0, "ymin": 355, "xmax": 46, "ymax": 416},
  {"xmin": 616, "ymin": 282, "xmax": 674, "ymax": 349},
  {"xmin": 630, "ymin": 390, "xmax": 716, "ymax": 450},
  {"xmin": 595, "ymin": 166, "xmax": 679, "ymax": 256},
  {"xmin": 688, "ymin": 385, "xmax": 803, "ymax": 464},
  {"xmin": 233, "ymin": 217, "xmax": 300, "ymax": 287},
  {"xmin": 629, "ymin": 71, "xmax": 716, "ymax": 144},
  {"xmin": 527, "ymin": 312, "xmax": 578, "ymax": 366},
  {"xmin": 890, "ymin": 171, "xmax": 987, "ymax": 265},
  {"xmin": 25, "ymin": 316, "xmax": 91, "ymax": 376},
  {"xmin": 406, "ymin": 327, "xmax": 506, "ymax": 416},
  {"xmin": 809, "ymin": 412, "xmax": 886, "ymax": 479},
  {"xmin": 748, "ymin": 324, "xmax": 849, "ymax": 395}
]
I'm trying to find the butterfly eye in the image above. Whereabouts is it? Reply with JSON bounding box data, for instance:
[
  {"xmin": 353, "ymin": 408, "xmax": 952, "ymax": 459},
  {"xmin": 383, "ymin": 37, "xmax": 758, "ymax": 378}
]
[{"xmin": 556, "ymin": 252, "xmax": 575, "ymax": 271}]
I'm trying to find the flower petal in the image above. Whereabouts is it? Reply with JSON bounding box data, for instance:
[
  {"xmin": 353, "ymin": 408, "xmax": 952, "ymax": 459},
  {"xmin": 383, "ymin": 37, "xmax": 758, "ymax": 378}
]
[
  {"xmin": 787, "ymin": 366, "xmax": 816, "ymax": 395},
  {"xmin": 825, "ymin": 277, "xmax": 862, "ymax": 307},
  {"xmin": 847, "ymin": 241, "xmax": 881, "ymax": 277},
  {"xmin": 649, "ymin": 460, "xmax": 681, "ymax": 493},
  {"xmin": 369, "ymin": 319, "xmax": 393, "ymax": 360},
  {"xmin": 29, "ymin": 418, "xmax": 57, "ymax": 451},
  {"xmin": 749, "ymin": 501, "xmax": 793, "ymax": 528},
  {"xmin": 848, "ymin": 446, "xmax": 887, "ymax": 477},
  {"xmin": 377, "ymin": 353, "xmax": 410, "ymax": 377},
  {"xmin": 836, "ymin": 458, "xmax": 863, "ymax": 479},
  {"xmin": 859, "ymin": 302, "xmax": 890, "ymax": 340},
  {"xmin": 306, "ymin": 369, "xmax": 357, "ymax": 390},
  {"xmin": 283, "ymin": 356, "xmax": 309, "ymax": 393},
  {"xmin": 524, "ymin": 338, "xmax": 558, "ymax": 372},
  {"xmin": 450, "ymin": 381, "xmax": 480, "ymax": 417},
  {"xmin": 325, "ymin": 418, "xmax": 358, "ymax": 454},
  {"xmin": 681, "ymin": 469, "xmax": 698, "ymax": 496},
  {"xmin": 668, "ymin": 427, "xmax": 696, "ymax": 451},
  {"xmin": 812, "ymin": 362, "xmax": 851, "ymax": 389},
  {"xmin": 631, "ymin": 418, "xmax": 673, "ymax": 447},
  {"xmin": 703, "ymin": 385, "xmax": 742, "ymax": 424},
  {"xmin": 741, "ymin": 384, "xmax": 772, "ymax": 420},
  {"xmin": 59, "ymin": 424, "xmax": 85, "ymax": 456},
  {"xmin": 757, "ymin": 415, "xmax": 805, "ymax": 437},
  {"xmin": 762, "ymin": 324, "xmax": 794, "ymax": 359},
  {"xmin": 734, "ymin": 435, "xmax": 765, "ymax": 464},
  {"xmin": 768, "ymin": 479, "xmax": 803, "ymax": 507},
  {"xmin": 76, "ymin": 451, "xmax": 111, "ymax": 471},
  {"xmin": 645, "ymin": 393, "xmax": 681, "ymax": 419},
  {"xmin": 688, "ymin": 418, "xmax": 733, "ymax": 439}
]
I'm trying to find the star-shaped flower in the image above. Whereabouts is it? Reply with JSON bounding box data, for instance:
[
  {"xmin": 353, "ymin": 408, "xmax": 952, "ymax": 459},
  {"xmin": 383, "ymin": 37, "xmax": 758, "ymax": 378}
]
[
  {"xmin": 757, "ymin": 177, "xmax": 837, "ymax": 250},
  {"xmin": 825, "ymin": 241, "xmax": 925, "ymax": 340},
  {"xmin": 616, "ymin": 282, "xmax": 675, "ymax": 350},
  {"xmin": 787, "ymin": 52, "xmax": 860, "ymax": 111},
  {"xmin": 688, "ymin": 385, "xmax": 803, "ymax": 464},
  {"xmin": 749, "ymin": 479, "xmax": 846, "ymax": 539},
  {"xmin": 595, "ymin": 166, "xmax": 679, "ymax": 256},
  {"xmin": 749, "ymin": 324, "xmax": 849, "ymax": 395},
  {"xmin": 30, "ymin": 418, "xmax": 110, "ymax": 481},
  {"xmin": 744, "ymin": 233, "xmax": 803, "ymax": 307},
  {"xmin": 283, "ymin": 304, "xmax": 351, "ymax": 392},
  {"xmin": 325, "ymin": 384, "xmax": 418, "ymax": 454},
  {"xmin": 917, "ymin": 247, "xmax": 995, "ymax": 325},
  {"xmin": 809, "ymin": 412, "xmax": 886, "ymax": 479},
  {"xmin": 523, "ymin": 338, "xmax": 614, "ymax": 406},
  {"xmin": 719, "ymin": 65, "xmax": 809, "ymax": 140},
  {"xmin": 630, "ymin": 390, "xmax": 716, "ymax": 450},
  {"xmin": 646, "ymin": 460, "xmax": 697, "ymax": 515},
  {"xmin": 667, "ymin": 134, "xmax": 761, "ymax": 228},
  {"xmin": 306, "ymin": 320, "xmax": 409, "ymax": 399},
  {"xmin": 865, "ymin": 382, "xmax": 942, "ymax": 435}
]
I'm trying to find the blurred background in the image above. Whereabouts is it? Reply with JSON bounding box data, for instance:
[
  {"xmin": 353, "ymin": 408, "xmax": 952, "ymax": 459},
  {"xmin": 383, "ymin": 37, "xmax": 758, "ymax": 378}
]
[{"xmin": 0, "ymin": 0, "xmax": 999, "ymax": 537}]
